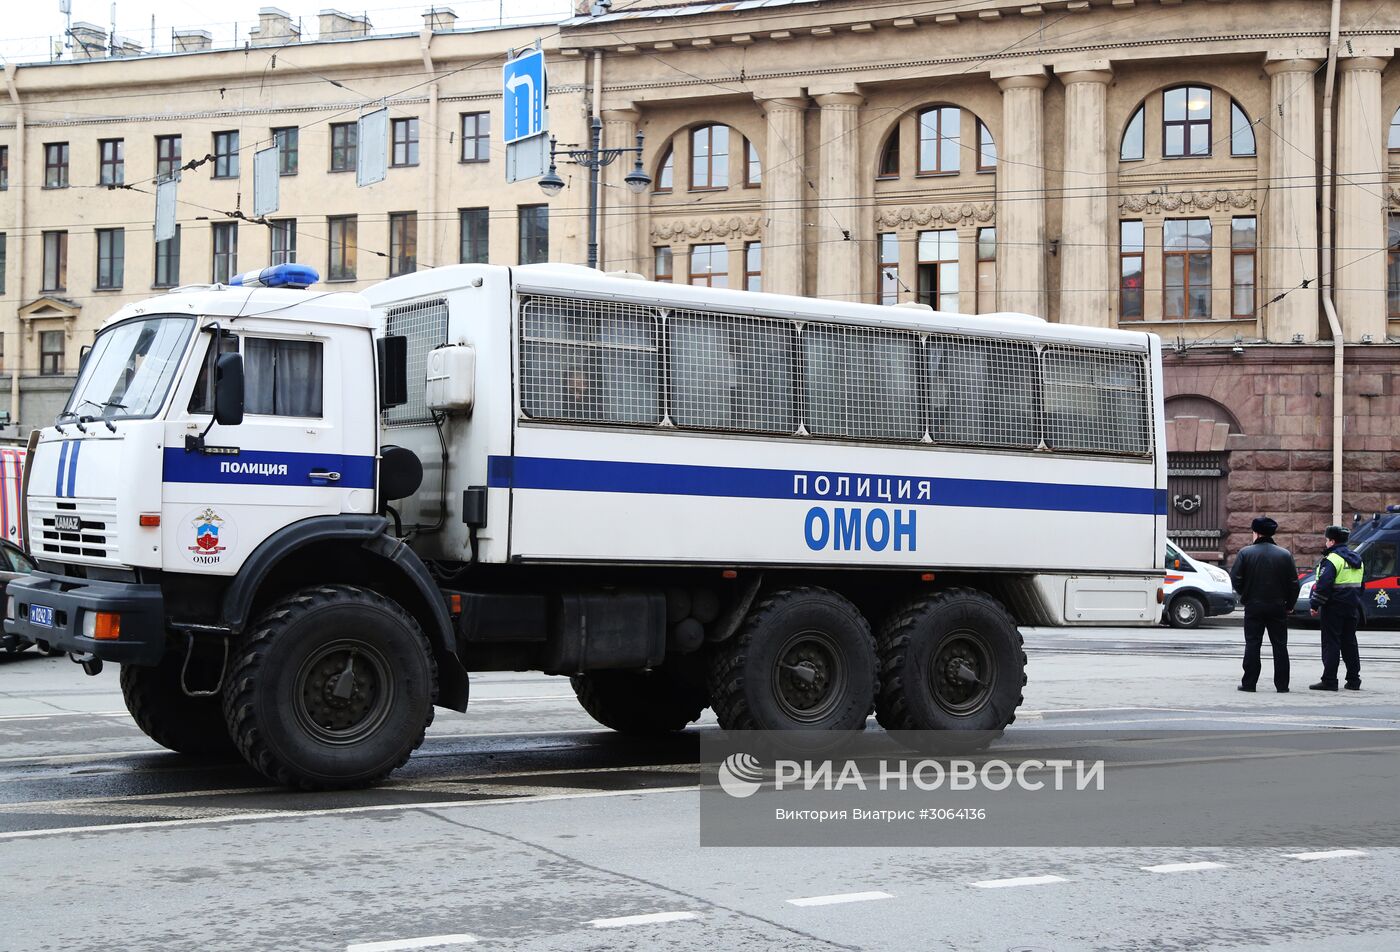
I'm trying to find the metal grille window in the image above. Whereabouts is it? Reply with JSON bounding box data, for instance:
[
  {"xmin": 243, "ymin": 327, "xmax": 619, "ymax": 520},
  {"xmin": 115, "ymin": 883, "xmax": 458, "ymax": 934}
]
[
  {"xmin": 270, "ymin": 219, "xmax": 297, "ymax": 266},
  {"xmin": 917, "ymin": 230, "xmax": 959, "ymax": 312},
  {"xmin": 1120, "ymin": 220, "xmax": 1145, "ymax": 319},
  {"xmin": 1042, "ymin": 347, "xmax": 1151, "ymax": 455},
  {"xmin": 383, "ymin": 298, "xmax": 448, "ymax": 426},
  {"xmin": 520, "ymin": 296, "xmax": 660, "ymax": 425},
  {"xmin": 976, "ymin": 227, "xmax": 997, "ymax": 313},
  {"xmin": 1164, "ymin": 218, "xmax": 1211, "ymax": 319},
  {"xmin": 803, "ymin": 324, "xmax": 923, "ymax": 442},
  {"xmin": 389, "ymin": 212, "xmax": 417, "ymax": 276},
  {"xmin": 461, "ymin": 112, "xmax": 490, "ymax": 163},
  {"xmin": 460, "ymin": 208, "xmax": 489, "ymax": 264},
  {"xmin": 212, "ymin": 222, "xmax": 237, "ymax": 284},
  {"xmin": 668, "ymin": 310, "xmax": 795, "ymax": 434},
  {"xmin": 689, "ymin": 244, "xmax": 727, "ymax": 287},
  {"xmin": 927, "ymin": 335, "xmax": 1038, "ymax": 449},
  {"xmin": 1230, "ymin": 101, "xmax": 1255, "ymax": 157},
  {"xmin": 99, "ymin": 138, "xmax": 124, "ymax": 185},
  {"xmin": 328, "ymin": 216, "xmax": 357, "ymax": 280},
  {"xmin": 392, "ymin": 118, "xmax": 419, "ymax": 167},
  {"xmin": 1163, "ymin": 86, "xmax": 1211, "ymax": 158},
  {"xmin": 213, "ymin": 131, "xmax": 238, "ymax": 178},
  {"xmin": 977, "ymin": 121, "xmax": 996, "ymax": 171},
  {"xmin": 1231, "ymin": 217, "xmax": 1256, "ymax": 318},
  {"xmin": 154, "ymin": 226, "xmax": 180, "ymax": 288},
  {"xmin": 96, "ymin": 228, "xmax": 124, "ymax": 289},
  {"xmin": 156, "ymin": 135, "xmax": 181, "ymax": 179},
  {"xmin": 654, "ymin": 246, "xmax": 673, "ymax": 283},
  {"xmin": 691, "ymin": 125, "xmax": 728, "ymax": 189},
  {"xmin": 273, "ymin": 126, "xmax": 298, "ymax": 175},
  {"xmin": 918, "ymin": 106, "xmax": 960, "ymax": 174},
  {"xmin": 745, "ymin": 242, "xmax": 762, "ymax": 292},
  {"xmin": 44, "ymin": 142, "xmax": 69, "ymax": 188},
  {"xmin": 330, "ymin": 122, "xmax": 358, "ymax": 172},
  {"xmin": 518, "ymin": 205, "xmax": 548, "ymax": 264},
  {"xmin": 42, "ymin": 231, "xmax": 67, "ymax": 292}
]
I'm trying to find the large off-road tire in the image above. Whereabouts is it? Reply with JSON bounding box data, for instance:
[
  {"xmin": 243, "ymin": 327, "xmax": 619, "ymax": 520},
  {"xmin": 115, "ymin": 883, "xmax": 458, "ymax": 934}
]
[
  {"xmin": 1166, "ymin": 593, "xmax": 1205, "ymax": 629},
  {"xmin": 570, "ymin": 667, "xmax": 709, "ymax": 735},
  {"xmin": 120, "ymin": 652, "xmax": 237, "ymax": 757},
  {"xmin": 875, "ymin": 588, "xmax": 1026, "ymax": 745},
  {"xmin": 708, "ymin": 586, "xmax": 877, "ymax": 732},
  {"xmin": 222, "ymin": 584, "xmax": 437, "ymax": 791}
]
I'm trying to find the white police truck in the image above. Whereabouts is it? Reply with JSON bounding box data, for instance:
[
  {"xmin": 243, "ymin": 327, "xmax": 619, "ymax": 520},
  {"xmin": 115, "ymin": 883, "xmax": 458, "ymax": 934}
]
[{"xmin": 4, "ymin": 262, "xmax": 1167, "ymax": 789}]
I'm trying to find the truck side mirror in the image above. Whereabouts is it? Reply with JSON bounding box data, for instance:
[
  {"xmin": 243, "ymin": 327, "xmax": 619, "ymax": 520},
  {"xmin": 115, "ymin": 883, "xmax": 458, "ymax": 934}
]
[
  {"xmin": 1173, "ymin": 558, "xmax": 1181, "ymax": 570},
  {"xmin": 214, "ymin": 353, "xmax": 245, "ymax": 426},
  {"xmin": 378, "ymin": 336, "xmax": 408, "ymax": 410}
]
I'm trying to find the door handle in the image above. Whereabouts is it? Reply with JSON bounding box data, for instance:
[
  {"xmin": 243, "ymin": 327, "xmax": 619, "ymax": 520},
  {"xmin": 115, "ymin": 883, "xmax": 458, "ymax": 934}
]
[{"xmin": 309, "ymin": 470, "xmax": 342, "ymax": 484}]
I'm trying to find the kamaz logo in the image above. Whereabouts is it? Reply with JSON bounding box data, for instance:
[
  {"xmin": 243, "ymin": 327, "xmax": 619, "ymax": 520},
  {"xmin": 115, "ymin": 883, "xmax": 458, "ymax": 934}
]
[{"xmin": 53, "ymin": 514, "xmax": 81, "ymax": 532}]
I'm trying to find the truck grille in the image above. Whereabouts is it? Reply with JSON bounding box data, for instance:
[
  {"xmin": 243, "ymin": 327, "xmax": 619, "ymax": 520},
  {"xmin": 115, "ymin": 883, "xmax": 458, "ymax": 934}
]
[{"xmin": 30, "ymin": 498, "xmax": 120, "ymax": 564}]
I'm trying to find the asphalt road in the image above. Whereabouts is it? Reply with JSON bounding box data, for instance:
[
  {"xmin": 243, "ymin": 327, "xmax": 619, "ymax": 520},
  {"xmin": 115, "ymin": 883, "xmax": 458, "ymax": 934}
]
[{"xmin": 2, "ymin": 618, "xmax": 1398, "ymax": 952}]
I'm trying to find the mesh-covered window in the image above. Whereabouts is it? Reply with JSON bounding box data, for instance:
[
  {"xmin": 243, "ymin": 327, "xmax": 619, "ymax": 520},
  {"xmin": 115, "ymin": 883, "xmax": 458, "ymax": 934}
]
[
  {"xmin": 802, "ymin": 324, "xmax": 922, "ymax": 442},
  {"xmin": 926, "ymin": 335, "xmax": 1039, "ymax": 449},
  {"xmin": 668, "ymin": 310, "xmax": 796, "ymax": 434},
  {"xmin": 383, "ymin": 298, "xmax": 448, "ymax": 426},
  {"xmin": 1042, "ymin": 347, "xmax": 1151, "ymax": 455},
  {"xmin": 521, "ymin": 296, "xmax": 660, "ymax": 425}
]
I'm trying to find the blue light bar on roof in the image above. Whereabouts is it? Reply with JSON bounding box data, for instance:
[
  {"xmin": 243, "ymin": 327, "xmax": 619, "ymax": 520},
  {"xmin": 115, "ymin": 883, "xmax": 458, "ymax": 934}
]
[{"xmin": 229, "ymin": 264, "xmax": 320, "ymax": 289}]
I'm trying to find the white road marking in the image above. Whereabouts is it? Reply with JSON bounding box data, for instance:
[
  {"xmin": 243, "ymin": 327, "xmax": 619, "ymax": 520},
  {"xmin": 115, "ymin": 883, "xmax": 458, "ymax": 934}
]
[
  {"xmin": 345, "ymin": 935, "xmax": 477, "ymax": 952},
  {"xmin": 1286, "ymin": 849, "xmax": 1368, "ymax": 860},
  {"xmin": 588, "ymin": 911, "xmax": 698, "ymax": 929},
  {"xmin": 971, "ymin": 875, "xmax": 1067, "ymax": 889},
  {"xmin": 0, "ymin": 784, "xmax": 703, "ymax": 841},
  {"xmin": 786, "ymin": 891, "xmax": 893, "ymax": 907},
  {"xmin": 0, "ymin": 710, "xmax": 128, "ymax": 722},
  {"xmin": 1141, "ymin": 862, "xmax": 1228, "ymax": 873}
]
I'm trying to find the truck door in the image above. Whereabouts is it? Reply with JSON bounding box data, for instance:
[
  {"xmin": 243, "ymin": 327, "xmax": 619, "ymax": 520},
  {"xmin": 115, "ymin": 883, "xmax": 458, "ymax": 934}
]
[
  {"xmin": 163, "ymin": 326, "xmax": 369, "ymax": 576},
  {"xmin": 1361, "ymin": 540, "xmax": 1398, "ymax": 621}
]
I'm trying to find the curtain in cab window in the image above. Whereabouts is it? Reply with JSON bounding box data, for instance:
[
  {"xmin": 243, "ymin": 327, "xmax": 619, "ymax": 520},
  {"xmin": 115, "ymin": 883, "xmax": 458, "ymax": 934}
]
[{"xmin": 244, "ymin": 338, "xmax": 323, "ymax": 417}]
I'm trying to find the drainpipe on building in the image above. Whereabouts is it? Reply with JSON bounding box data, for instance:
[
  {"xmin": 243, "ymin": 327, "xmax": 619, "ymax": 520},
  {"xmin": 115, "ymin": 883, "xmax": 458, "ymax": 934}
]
[
  {"xmin": 420, "ymin": 27, "xmax": 439, "ymax": 269},
  {"xmin": 592, "ymin": 50, "xmax": 604, "ymax": 269},
  {"xmin": 1321, "ymin": 0, "xmax": 1344, "ymax": 525},
  {"xmin": 3, "ymin": 64, "xmax": 23, "ymax": 439}
]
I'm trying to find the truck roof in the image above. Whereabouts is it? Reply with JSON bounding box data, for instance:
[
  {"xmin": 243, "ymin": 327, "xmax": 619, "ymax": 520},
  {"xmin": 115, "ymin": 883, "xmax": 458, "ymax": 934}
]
[{"xmin": 101, "ymin": 284, "xmax": 375, "ymax": 330}]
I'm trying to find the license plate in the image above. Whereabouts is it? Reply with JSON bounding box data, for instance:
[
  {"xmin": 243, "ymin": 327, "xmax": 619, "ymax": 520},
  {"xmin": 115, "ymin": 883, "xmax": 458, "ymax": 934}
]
[{"xmin": 28, "ymin": 604, "xmax": 54, "ymax": 628}]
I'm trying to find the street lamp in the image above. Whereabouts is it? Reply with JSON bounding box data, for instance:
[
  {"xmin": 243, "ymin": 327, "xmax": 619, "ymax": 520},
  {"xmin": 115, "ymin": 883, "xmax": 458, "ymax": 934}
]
[{"xmin": 539, "ymin": 115, "xmax": 650, "ymax": 269}]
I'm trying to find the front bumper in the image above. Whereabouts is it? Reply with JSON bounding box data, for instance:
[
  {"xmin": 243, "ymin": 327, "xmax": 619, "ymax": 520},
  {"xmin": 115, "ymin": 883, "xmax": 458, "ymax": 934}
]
[
  {"xmin": 1205, "ymin": 591, "xmax": 1237, "ymax": 616},
  {"xmin": 3, "ymin": 573, "xmax": 166, "ymax": 666}
]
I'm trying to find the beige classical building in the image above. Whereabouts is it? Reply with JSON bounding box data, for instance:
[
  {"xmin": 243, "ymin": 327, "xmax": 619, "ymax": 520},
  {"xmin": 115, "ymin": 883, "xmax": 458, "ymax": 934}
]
[{"xmin": 2, "ymin": 0, "xmax": 1400, "ymax": 561}]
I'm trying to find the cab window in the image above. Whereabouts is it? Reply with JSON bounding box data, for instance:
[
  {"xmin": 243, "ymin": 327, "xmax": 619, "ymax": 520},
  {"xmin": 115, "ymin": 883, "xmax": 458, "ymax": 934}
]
[
  {"xmin": 189, "ymin": 334, "xmax": 323, "ymax": 418},
  {"xmin": 1361, "ymin": 541, "xmax": 1397, "ymax": 581},
  {"xmin": 1165, "ymin": 548, "xmax": 1184, "ymax": 571}
]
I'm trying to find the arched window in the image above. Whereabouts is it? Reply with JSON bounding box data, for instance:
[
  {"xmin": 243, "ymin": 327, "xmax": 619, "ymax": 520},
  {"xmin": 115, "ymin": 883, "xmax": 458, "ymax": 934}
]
[
  {"xmin": 1230, "ymin": 101, "xmax": 1255, "ymax": 157},
  {"xmin": 977, "ymin": 120, "xmax": 996, "ymax": 171},
  {"xmin": 1121, "ymin": 105, "xmax": 1144, "ymax": 162},
  {"xmin": 1163, "ymin": 85, "xmax": 1211, "ymax": 157},
  {"xmin": 690, "ymin": 124, "xmax": 729, "ymax": 189},
  {"xmin": 1389, "ymin": 107, "xmax": 1400, "ymax": 152},
  {"xmin": 878, "ymin": 128, "xmax": 900, "ymax": 177},
  {"xmin": 655, "ymin": 146, "xmax": 673, "ymax": 193},
  {"xmin": 918, "ymin": 106, "xmax": 960, "ymax": 174}
]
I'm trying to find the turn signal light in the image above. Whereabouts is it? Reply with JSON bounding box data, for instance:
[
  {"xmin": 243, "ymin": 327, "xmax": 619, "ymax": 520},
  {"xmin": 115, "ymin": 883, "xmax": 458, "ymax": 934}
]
[
  {"xmin": 449, "ymin": 594, "xmax": 463, "ymax": 615},
  {"xmin": 1156, "ymin": 586, "xmax": 1165, "ymax": 604},
  {"xmin": 91, "ymin": 612, "xmax": 121, "ymax": 641},
  {"xmin": 139, "ymin": 513, "xmax": 161, "ymax": 527}
]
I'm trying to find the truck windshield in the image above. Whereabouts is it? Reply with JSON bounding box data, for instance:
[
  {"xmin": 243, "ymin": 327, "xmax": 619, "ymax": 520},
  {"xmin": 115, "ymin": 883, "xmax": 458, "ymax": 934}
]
[{"xmin": 62, "ymin": 315, "xmax": 195, "ymax": 421}]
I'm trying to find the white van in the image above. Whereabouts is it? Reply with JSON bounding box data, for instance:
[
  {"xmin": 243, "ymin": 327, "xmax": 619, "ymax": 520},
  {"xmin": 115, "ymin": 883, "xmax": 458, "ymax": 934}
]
[{"xmin": 1163, "ymin": 540, "xmax": 1237, "ymax": 628}]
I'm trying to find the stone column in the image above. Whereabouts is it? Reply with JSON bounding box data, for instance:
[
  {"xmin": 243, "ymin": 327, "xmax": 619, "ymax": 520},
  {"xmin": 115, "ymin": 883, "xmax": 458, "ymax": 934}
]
[
  {"xmin": 760, "ymin": 94, "xmax": 808, "ymax": 297},
  {"xmin": 994, "ymin": 69, "xmax": 1049, "ymax": 316},
  {"xmin": 814, "ymin": 91, "xmax": 864, "ymax": 301},
  {"xmin": 1263, "ymin": 56, "xmax": 1322, "ymax": 343},
  {"xmin": 1335, "ymin": 55, "xmax": 1390, "ymax": 342},
  {"xmin": 601, "ymin": 107, "xmax": 644, "ymax": 273},
  {"xmin": 1055, "ymin": 66, "xmax": 1113, "ymax": 327}
]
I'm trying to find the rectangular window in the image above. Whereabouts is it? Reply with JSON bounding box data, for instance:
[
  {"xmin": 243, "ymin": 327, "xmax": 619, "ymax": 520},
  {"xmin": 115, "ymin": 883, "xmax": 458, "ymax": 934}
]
[
  {"xmin": 690, "ymin": 125, "xmax": 729, "ymax": 189},
  {"xmin": 744, "ymin": 137, "xmax": 761, "ymax": 186},
  {"xmin": 0, "ymin": 232, "xmax": 6, "ymax": 294},
  {"xmin": 213, "ymin": 131, "xmax": 239, "ymax": 179},
  {"xmin": 1163, "ymin": 218, "xmax": 1211, "ymax": 319},
  {"xmin": 272, "ymin": 126, "xmax": 298, "ymax": 175},
  {"xmin": 44, "ymin": 142, "xmax": 69, "ymax": 188},
  {"xmin": 917, "ymin": 229, "xmax": 959, "ymax": 312},
  {"xmin": 654, "ymin": 246, "xmax": 673, "ymax": 283},
  {"xmin": 40, "ymin": 331, "xmax": 64, "ymax": 376},
  {"xmin": 96, "ymin": 228, "xmax": 125, "ymax": 289},
  {"xmin": 518, "ymin": 204, "xmax": 548, "ymax": 264},
  {"xmin": 1120, "ymin": 220, "xmax": 1145, "ymax": 320},
  {"xmin": 389, "ymin": 212, "xmax": 417, "ymax": 276},
  {"xmin": 459, "ymin": 208, "xmax": 489, "ymax": 264},
  {"xmin": 927, "ymin": 335, "xmax": 1039, "ymax": 449},
  {"xmin": 688, "ymin": 243, "xmax": 728, "ymax": 287},
  {"xmin": 520, "ymin": 295, "xmax": 660, "ymax": 425},
  {"xmin": 156, "ymin": 135, "xmax": 182, "ymax": 179},
  {"xmin": 42, "ymin": 231, "xmax": 67, "ymax": 292},
  {"xmin": 879, "ymin": 233, "xmax": 900, "ymax": 305},
  {"xmin": 1389, "ymin": 214, "xmax": 1400, "ymax": 320},
  {"xmin": 1231, "ymin": 216, "xmax": 1257, "ymax": 319},
  {"xmin": 99, "ymin": 138, "xmax": 124, "ymax": 186},
  {"xmin": 803, "ymin": 324, "xmax": 923, "ymax": 442},
  {"xmin": 745, "ymin": 242, "xmax": 762, "ymax": 292},
  {"xmin": 154, "ymin": 226, "xmax": 181, "ymax": 288},
  {"xmin": 976, "ymin": 227, "xmax": 997, "ymax": 313},
  {"xmin": 918, "ymin": 107, "xmax": 960, "ymax": 174},
  {"xmin": 460, "ymin": 112, "xmax": 490, "ymax": 163},
  {"xmin": 1163, "ymin": 86, "xmax": 1211, "ymax": 158},
  {"xmin": 270, "ymin": 219, "xmax": 297, "ymax": 266},
  {"xmin": 977, "ymin": 121, "xmax": 996, "ymax": 171},
  {"xmin": 0, "ymin": 146, "xmax": 8, "ymax": 189},
  {"xmin": 1042, "ymin": 347, "xmax": 1151, "ymax": 455},
  {"xmin": 328, "ymin": 216, "xmax": 357, "ymax": 281},
  {"xmin": 392, "ymin": 118, "xmax": 419, "ymax": 167},
  {"xmin": 211, "ymin": 222, "xmax": 238, "ymax": 284},
  {"xmin": 330, "ymin": 122, "xmax": 358, "ymax": 173},
  {"xmin": 669, "ymin": 311, "xmax": 795, "ymax": 434},
  {"xmin": 245, "ymin": 338, "xmax": 323, "ymax": 417}
]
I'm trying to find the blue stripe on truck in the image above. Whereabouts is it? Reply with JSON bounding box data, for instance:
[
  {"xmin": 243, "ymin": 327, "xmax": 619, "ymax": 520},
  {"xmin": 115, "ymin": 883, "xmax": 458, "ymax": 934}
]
[
  {"xmin": 162, "ymin": 448, "xmax": 376, "ymax": 489},
  {"xmin": 486, "ymin": 455, "xmax": 1167, "ymax": 516}
]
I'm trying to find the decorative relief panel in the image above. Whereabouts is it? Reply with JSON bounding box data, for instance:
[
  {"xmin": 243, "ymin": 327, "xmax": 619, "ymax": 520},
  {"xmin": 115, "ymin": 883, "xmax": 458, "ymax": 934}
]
[
  {"xmin": 1118, "ymin": 189, "xmax": 1257, "ymax": 216},
  {"xmin": 649, "ymin": 216, "xmax": 764, "ymax": 242},
  {"xmin": 875, "ymin": 202, "xmax": 995, "ymax": 229}
]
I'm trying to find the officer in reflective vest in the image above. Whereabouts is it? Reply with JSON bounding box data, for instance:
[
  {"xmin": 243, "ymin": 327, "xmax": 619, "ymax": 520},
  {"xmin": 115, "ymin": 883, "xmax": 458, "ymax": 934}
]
[{"xmin": 1309, "ymin": 525, "xmax": 1364, "ymax": 691}]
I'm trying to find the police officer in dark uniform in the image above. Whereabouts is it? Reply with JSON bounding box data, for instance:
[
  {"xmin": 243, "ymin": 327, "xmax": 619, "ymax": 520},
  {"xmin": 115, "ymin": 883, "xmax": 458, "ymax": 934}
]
[
  {"xmin": 1310, "ymin": 525, "xmax": 1364, "ymax": 691},
  {"xmin": 1229, "ymin": 516, "xmax": 1300, "ymax": 693}
]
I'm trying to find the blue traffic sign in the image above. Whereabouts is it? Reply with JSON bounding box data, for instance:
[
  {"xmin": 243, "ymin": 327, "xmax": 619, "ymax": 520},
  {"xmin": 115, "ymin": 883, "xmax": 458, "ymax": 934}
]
[{"xmin": 503, "ymin": 48, "xmax": 547, "ymax": 144}]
